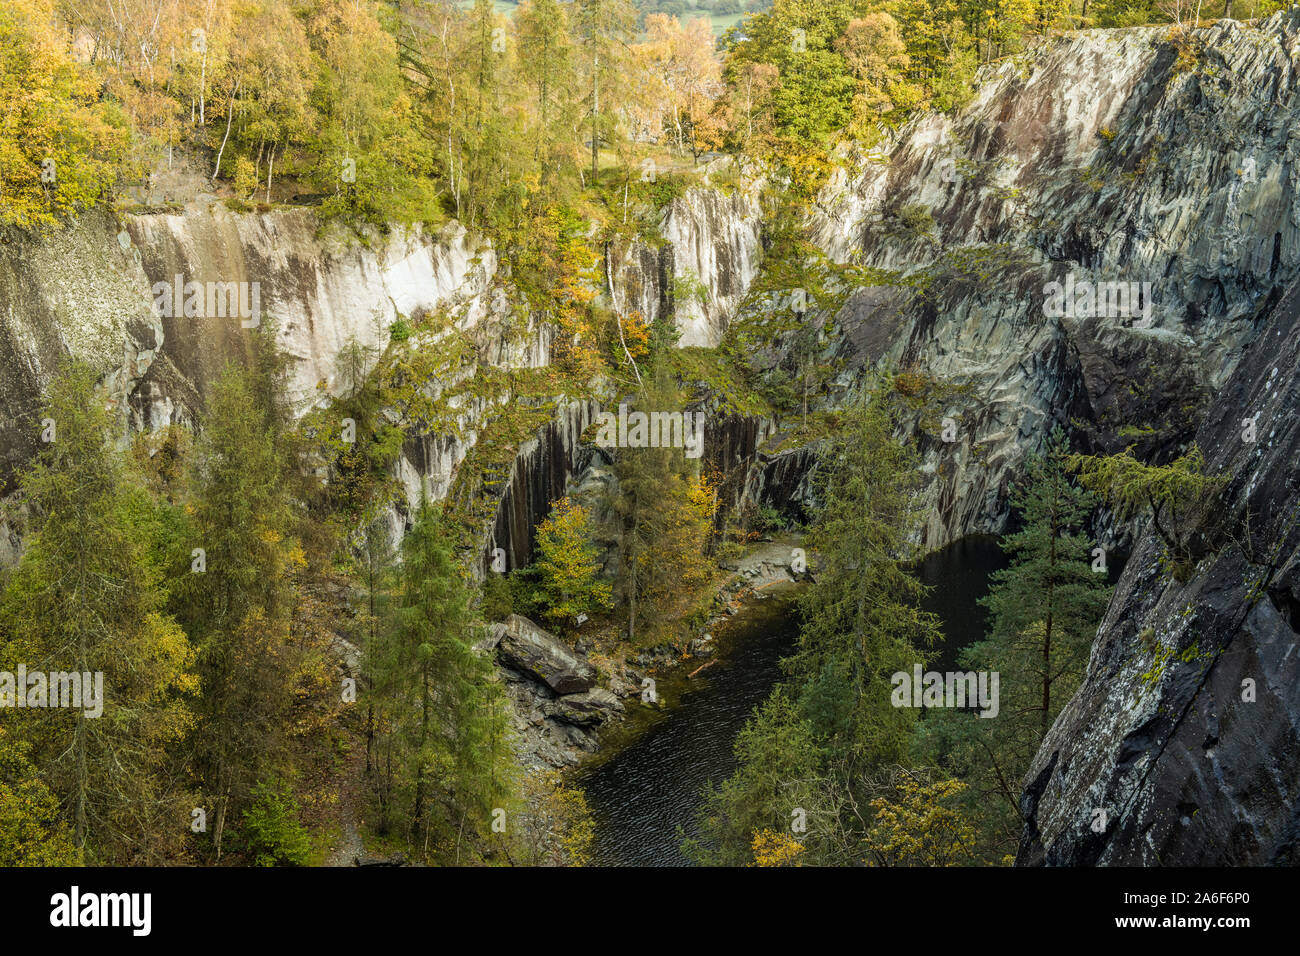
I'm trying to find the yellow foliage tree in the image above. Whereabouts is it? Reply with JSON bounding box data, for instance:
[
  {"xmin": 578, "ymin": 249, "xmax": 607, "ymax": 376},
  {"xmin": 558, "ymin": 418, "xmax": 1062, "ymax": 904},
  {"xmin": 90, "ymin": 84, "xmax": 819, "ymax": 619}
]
[
  {"xmin": 750, "ymin": 829, "xmax": 805, "ymax": 867},
  {"xmin": 0, "ymin": 724, "xmax": 81, "ymax": 866},
  {"xmin": 530, "ymin": 496, "xmax": 614, "ymax": 632},
  {"xmin": 863, "ymin": 776, "xmax": 975, "ymax": 866},
  {"xmin": 0, "ymin": 0, "xmax": 128, "ymax": 228}
]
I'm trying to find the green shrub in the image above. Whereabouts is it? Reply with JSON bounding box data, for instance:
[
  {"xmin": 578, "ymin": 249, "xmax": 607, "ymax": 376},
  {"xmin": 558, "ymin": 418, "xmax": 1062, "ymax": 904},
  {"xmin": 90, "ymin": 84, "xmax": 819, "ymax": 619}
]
[{"xmin": 242, "ymin": 777, "xmax": 312, "ymax": 867}]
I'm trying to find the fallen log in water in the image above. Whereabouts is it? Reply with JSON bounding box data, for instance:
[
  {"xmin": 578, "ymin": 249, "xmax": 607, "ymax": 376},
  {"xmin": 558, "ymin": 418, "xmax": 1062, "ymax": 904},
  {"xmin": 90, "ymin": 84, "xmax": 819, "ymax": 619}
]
[{"xmin": 687, "ymin": 659, "xmax": 718, "ymax": 680}]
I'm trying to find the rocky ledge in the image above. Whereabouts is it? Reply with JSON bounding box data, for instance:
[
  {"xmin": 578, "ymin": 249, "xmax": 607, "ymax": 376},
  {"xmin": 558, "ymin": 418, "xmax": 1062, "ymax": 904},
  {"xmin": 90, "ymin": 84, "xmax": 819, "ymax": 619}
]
[{"xmin": 482, "ymin": 615, "xmax": 629, "ymax": 769}]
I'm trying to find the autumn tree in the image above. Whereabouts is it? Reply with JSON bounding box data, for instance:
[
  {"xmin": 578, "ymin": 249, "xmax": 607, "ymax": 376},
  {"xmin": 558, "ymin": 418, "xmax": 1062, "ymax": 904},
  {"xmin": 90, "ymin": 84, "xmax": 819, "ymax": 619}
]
[
  {"xmin": 176, "ymin": 0, "xmax": 233, "ymax": 128},
  {"xmin": 0, "ymin": 724, "xmax": 81, "ymax": 866},
  {"xmin": 729, "ymin": 61, "xmax": 779, "ymax": 149},
  {"xmin": 56, "ymin": 0, "xmax": 187, "ymax": 158},
  {"xmin": 211, "ymin": 0, "xmax": 313, "ymax": 190},
  {"xmin": 0, "ymin": 0, "xmax": 128, "ymax": 228},
  {"xmin": 528, "ymin": 497, "xmax": 614, "ymax": 633},
  {"xmin": 511, "ymin": 769, "xmax": 595, "ymax": 866},
  {"xmin": 750, "ymin": 828, "xmax": 806, "ymax": 866},
  {"xmin": 836, "ymin": 12, "xmax": 919, "ymax": 132},
  {"xmin": 863, "ymin": 772, "xmax": 975, "ymax": 866},
  {"xmin": 637, "ymin": 15, "xmax": 725, "ymax": 160}
]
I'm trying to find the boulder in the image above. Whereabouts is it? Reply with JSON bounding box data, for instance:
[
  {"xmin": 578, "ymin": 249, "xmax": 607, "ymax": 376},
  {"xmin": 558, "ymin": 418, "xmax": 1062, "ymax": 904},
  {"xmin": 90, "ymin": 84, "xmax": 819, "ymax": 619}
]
[
  {"xmin": 689, "ymin": 637, "xmax": 715, "ymax": 659},
  {"xmin": 607, "ymin": 675, "xmax": 635, "ymax": 698},
  {"xmin": 495, "ymin": 614, "xmax": 596, "ymax": 695},
  {"xmin": 548, "ymin": 688, "xmax": 625, "ymax": 727}
]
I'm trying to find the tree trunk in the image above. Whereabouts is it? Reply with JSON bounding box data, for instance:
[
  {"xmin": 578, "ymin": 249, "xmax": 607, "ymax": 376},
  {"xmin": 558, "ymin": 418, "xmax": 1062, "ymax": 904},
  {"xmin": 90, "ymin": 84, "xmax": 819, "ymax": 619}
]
[
  {"xmin": 213, "ymin": 776, "xmax": 230, "ymax": 860},
  {"xmin": 213, "ymin": 80, "xmax": 239, "ymax": 182},
  {"xmin": 412, "ymin": 664, "xmax": 430, "ymax": 839},
  {"xmin": 199, "ymin": 45, "xmax": 206, "ymax": 124},
  {"xmin": 591, "ymin": 52, "xmax": 600, "ymax": 185},
  {"xmin": 74, "ymin": 715, "xmax": 87, "ymax": 848},
  {"xmin": 1042, "ymin": 519, "xmax": 1058, "ymax": 734}
]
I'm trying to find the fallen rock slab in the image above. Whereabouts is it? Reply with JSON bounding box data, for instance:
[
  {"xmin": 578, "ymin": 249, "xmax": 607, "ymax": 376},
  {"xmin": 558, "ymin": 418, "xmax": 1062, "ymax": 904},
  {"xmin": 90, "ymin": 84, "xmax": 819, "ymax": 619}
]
[{"xmin": 495, "ymin": 614, "xmax": 597, "ymax": 695}]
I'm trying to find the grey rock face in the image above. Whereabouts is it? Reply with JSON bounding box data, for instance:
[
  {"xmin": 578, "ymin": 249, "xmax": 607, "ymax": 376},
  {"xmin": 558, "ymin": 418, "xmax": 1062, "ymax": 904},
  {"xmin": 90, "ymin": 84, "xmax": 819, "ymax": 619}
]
[
  {"xmin": 483, "ymin": 399, "xmax": 601, "ymax": 578},
  {"xmin": 1017, "ymin": 274, "xmax": 1300, "ymax": 866},
  {"xmin": 495, "ymin": 614, "xmax": 597, "ymax": 695},
  {"xmin": 716, "ymin": 16, "xmax": 1300, "ymax": 863},
  {"xmin": 0, "ymin": 202, "xmax": 553, "ymax": 565},
  {"xmin": 609, "ymin": 178, "xmax": 763, "ymax": 348},
  {"xmin": 794, "ymin": 15, "xmax": 1300, "ymax": 547}
]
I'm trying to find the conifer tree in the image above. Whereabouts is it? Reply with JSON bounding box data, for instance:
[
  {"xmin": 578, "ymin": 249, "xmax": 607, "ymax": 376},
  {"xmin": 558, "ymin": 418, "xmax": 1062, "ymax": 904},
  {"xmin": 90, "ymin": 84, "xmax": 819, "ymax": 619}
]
[
  {"xmin": 790, "ymin": 386, "xmax": 941, "ymax": 764},
  {"xmin": 982, "ymin": 429, "xmax": 1114, "ymax": 732},
  {"xmin": 516, "ymin": 0, "xmax": 574, "ymax": 179},
  {"xmin": 571, "ymin": 0, "xmax": 636, "ymax": 183},
  {"xmin": 368, "ymin": 501, "xmax": 511, "ymax": 858},
  {"xmin": 691, "ymin": 384, "xmax": 940, "ymax": 865},
  {"xmin": 613, "ymin": 358, "xmax": 715, "ymax": 643},
  {"xmin": 919, "ymin": 428, "xmax": 1112, "ymax": 860},
  {"xmin": 0, "ymin": 362, "xmax": 196, "ymax": 863},
  {"xmin": 179, "ymin": 346, "xmax": 301, "ymax": 860}
]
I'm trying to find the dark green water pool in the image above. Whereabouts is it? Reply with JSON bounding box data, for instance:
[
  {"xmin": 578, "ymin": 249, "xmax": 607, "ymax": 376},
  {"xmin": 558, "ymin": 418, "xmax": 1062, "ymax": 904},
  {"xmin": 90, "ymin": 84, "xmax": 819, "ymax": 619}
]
[{"xmin": 578, "ymin": 535, "xmax": 1010, "ymax": 866}]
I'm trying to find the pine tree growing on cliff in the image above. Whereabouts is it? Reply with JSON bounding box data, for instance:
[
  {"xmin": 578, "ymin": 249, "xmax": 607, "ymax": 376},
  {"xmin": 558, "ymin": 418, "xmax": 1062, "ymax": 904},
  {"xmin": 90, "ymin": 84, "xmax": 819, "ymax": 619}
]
[
  {"xmin": 1067, "ymin": 442, "xmax": 1225, "ymax": 580},
  {"xmin": 982, "ymin": 429, "xmax": 1114, "ymax": 733},
  {"xmin": 918, "ymin": 428, "xmax": 1112, "ymax": 861}
]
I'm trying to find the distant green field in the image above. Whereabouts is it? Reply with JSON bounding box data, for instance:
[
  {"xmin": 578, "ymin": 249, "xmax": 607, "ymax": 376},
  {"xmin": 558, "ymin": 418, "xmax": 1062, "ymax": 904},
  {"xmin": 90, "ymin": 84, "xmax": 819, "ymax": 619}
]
[
  {"xmin": 708, "ymin": 11, "xmax": 747, "ymax": 35},
  {"xmin": 456, "ymin": 0, "xmax": 750, "ymax": 37}
]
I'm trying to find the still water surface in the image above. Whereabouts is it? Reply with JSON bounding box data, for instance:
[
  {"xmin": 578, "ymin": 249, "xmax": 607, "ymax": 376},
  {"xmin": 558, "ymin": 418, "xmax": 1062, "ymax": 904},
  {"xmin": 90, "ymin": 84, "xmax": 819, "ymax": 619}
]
[{"xmin": 578, "ymin": 536, "xmax": 1009, "ymax": 866}]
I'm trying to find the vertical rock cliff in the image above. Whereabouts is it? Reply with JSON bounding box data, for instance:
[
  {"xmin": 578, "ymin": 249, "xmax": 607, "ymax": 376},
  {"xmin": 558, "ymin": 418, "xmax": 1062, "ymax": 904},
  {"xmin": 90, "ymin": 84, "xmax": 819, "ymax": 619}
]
[
  {"xmin": 798, "ymin": 15, "xmax": 1300, "ymax": 546},
  {"xmin": 609, "ymin": 176, "xmax": 764, "ymax": 348},
  {"xmin": 1018, "ymin": 271, "xmax": 1300, "ymax": 866}
]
